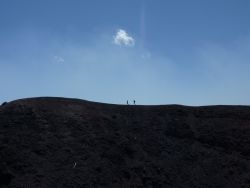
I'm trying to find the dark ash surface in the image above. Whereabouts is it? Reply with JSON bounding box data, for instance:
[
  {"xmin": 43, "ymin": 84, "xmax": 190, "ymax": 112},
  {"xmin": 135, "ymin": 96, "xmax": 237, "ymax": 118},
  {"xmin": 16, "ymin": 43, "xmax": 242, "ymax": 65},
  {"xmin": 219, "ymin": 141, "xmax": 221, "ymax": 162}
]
[{"xmin": 0, "ymin": 97, "xmax": 250, "ymax": 187}]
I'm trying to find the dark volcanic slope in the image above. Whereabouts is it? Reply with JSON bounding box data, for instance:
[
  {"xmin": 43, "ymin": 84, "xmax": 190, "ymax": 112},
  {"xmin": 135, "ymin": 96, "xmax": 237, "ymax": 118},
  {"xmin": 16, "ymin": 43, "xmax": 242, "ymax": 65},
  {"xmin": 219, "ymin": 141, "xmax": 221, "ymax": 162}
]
[{"xmin": 1, "ymin": 98, "xmax": 250, "ymax": 188}]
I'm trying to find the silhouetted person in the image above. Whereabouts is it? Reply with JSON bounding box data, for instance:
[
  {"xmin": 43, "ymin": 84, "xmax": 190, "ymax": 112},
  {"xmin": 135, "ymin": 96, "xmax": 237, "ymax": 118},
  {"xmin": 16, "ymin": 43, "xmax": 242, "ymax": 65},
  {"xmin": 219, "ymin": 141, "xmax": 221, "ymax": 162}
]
[
  {"xmin": 127, "ymin": 100, "xmax": 129, "ymax": 105},
  {"xmin": 133, "ymin": 100, "xmax": 136, "ymax": 105}
]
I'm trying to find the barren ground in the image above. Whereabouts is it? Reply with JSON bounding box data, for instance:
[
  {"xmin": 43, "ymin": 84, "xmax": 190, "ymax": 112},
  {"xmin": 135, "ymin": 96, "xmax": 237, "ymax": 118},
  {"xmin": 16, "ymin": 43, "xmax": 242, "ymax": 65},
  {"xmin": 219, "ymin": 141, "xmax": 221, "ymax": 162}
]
[{"xmin": 0, "ymin": 97, "xmax": 250, "ymax": 187}]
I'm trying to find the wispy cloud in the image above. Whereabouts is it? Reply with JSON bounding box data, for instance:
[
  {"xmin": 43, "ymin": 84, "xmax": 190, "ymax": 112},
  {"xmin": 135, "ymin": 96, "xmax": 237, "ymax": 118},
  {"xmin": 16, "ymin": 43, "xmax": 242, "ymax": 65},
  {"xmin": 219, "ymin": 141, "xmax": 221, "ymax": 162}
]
[
  {"xmin": 113, "ymin": 29, "xmax": 135, "ymax": 47},
  {"xmin": 53, "ymin": 56, "xmax": 65, "ymax": 63},
  {"xmin": 141, "ymin": 52, "xmax": 151, "ymax": 59}
]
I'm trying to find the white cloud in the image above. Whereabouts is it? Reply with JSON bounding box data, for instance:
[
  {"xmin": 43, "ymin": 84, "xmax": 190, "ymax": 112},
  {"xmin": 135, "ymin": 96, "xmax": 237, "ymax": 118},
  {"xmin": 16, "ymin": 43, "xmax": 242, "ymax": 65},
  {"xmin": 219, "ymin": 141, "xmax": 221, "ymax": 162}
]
[
  {"xmin": 113, "ymin": 29, "xmax": 135, "ymax": 47},
  {"xmin": 53, "ymin": 55, "xmax": 65, "ymax": 63}
]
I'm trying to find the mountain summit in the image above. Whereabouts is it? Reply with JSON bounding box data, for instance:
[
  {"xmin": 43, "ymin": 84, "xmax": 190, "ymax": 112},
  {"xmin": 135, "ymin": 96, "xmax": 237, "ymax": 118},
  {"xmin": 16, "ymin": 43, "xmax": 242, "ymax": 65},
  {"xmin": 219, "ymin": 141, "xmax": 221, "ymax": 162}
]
[{"xmin": 1, "ymin": 97, "xmax": 250, "ymax": 187}]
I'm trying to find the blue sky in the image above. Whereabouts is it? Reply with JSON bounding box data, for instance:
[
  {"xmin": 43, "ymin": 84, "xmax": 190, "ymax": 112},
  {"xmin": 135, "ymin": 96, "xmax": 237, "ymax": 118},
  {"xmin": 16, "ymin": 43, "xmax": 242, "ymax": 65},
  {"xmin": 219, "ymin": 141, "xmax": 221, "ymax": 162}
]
[{"xmin": 1, "ymin": 0, "xmax": 250, "ymax": 105}]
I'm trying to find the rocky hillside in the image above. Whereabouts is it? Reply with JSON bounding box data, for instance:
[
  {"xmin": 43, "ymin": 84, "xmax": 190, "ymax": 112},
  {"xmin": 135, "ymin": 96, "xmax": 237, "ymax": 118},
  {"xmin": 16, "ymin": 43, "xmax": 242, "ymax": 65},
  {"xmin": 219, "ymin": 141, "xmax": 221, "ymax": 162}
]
[{"xmin": 0, "ymin": 97, "xmax": 250, "ymax": 187}]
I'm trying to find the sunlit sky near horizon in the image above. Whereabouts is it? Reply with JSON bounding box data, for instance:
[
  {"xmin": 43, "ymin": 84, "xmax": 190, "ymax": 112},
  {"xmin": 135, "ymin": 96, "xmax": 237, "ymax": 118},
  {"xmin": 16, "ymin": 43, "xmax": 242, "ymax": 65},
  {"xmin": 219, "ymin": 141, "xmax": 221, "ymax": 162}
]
[{"xmin": 1, "ymin": 0, "xmax": 250, "ymax": 105}]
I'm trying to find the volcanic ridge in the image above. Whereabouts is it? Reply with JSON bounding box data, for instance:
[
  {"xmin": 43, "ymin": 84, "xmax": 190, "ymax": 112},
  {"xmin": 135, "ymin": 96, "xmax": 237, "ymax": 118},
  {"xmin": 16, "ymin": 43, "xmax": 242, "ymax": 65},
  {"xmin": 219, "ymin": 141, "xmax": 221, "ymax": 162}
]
[{"xmin": 0, "ymin": 97, "xmax": 250, "ymax": 187}]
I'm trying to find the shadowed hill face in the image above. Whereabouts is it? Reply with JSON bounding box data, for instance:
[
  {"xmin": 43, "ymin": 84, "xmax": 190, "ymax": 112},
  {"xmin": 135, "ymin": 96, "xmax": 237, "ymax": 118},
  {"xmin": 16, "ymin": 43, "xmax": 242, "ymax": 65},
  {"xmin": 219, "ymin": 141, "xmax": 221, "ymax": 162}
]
[{"xmin": 0, "ymin": 97, "xmax": 250, "ymax": 187}]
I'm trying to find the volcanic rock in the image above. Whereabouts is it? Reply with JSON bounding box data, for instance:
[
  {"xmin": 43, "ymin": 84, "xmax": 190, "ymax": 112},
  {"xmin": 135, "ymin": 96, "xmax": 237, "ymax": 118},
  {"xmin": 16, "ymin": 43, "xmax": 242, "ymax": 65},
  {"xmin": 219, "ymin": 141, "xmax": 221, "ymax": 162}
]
[{"xmin": 0, "ymin": 97, "xmax": 250, "ymax": 187}]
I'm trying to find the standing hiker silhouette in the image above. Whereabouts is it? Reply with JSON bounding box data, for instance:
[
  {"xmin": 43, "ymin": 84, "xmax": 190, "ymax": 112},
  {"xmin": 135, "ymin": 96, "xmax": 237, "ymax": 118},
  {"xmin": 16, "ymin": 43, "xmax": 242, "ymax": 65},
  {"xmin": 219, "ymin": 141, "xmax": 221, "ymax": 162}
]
[
  {"xmin": 127, "ymin": 100, "xmax": 129, "ymax": 105},
  {"xmin": 133, "ymin": 100, "xmax": 136, "ymax": 105}
]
